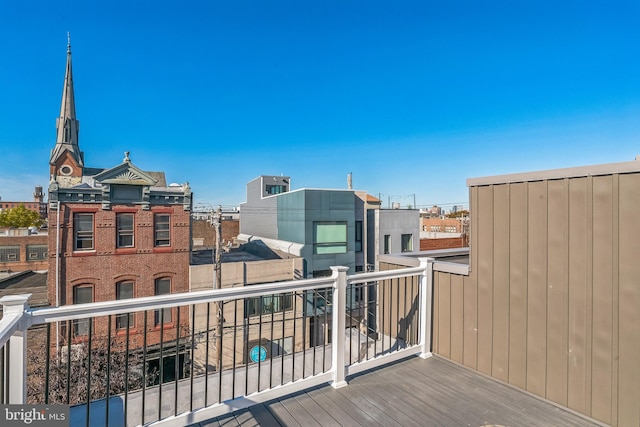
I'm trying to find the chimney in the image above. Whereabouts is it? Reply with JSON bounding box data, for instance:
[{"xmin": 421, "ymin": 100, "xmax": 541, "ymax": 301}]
[
  {"xmin": 34, "ymin": 186, "xmax": 44, "ymax": 203},
  {"xmin": 347, "ymin": 172, "xmax": 353, "ymax": 190}
]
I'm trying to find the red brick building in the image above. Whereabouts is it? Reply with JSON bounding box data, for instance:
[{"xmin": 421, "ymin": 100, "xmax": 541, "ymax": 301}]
[
  {"xmin": 46, "ymin": 38, "xmax": 192, "ymax": 371},
  {"xmin": 0, "ymin": 229, "xmax": 48, "ymax": 273}
]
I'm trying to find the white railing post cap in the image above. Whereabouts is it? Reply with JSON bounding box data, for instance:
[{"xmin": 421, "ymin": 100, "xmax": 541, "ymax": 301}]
[
  {"xmin": 0, "ymin": 294, "xmax": 32, "ymax": 314},
  {"xmin": 0, "ymin": 294, "xmax": 31, "ymax": 307},
  {"xmin": 330, "ymin": 266, "xmax": 349, "ymax": 274}
]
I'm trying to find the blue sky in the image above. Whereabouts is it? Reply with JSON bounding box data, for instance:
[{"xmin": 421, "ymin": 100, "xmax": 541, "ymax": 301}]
[{"xmin": 1, "ymin": 1, "xmax": 638, "ymax": 210}]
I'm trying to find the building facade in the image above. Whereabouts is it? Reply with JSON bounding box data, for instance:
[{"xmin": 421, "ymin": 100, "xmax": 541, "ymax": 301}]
[
  {"xmin": 46, "ymin": 39, "xmax": 192, "ymax": 377},
  {"xmin": 0, "ymin": 229, "xmax": 48, "ymax": 273},
  {"xmin": 239, "ymin": 175, "xmax": 360, "ymax": 277}
]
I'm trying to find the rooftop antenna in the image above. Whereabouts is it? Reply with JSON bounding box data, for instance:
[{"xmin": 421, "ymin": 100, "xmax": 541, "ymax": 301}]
[
  {"xmin": 67, "ymin": 32, "xmax": 71, "ymax": 53},
  {"xmin": 347, "ymin": 172, "xmax": 353, "ymax": 190}
]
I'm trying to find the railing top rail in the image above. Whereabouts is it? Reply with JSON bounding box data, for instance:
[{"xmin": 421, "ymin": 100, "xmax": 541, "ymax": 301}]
[
  {"xmin": 348, "ymin": 261, "xmax": 428, "ymax": 285},
  {"xmin": 29, "ymin": 273, "xmax": 337, "ymax": 325}
]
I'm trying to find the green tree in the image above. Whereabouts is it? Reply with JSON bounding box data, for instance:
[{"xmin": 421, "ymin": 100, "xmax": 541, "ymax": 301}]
[{"xmin": 0, "ymin": 204, "xmax": 44, "ymax": 228}]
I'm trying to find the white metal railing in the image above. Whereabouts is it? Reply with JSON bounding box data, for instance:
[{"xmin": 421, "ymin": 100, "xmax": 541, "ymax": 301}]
[{"xmin": 0, "ymin": 260, "xmax": 433, "ymax": 426}]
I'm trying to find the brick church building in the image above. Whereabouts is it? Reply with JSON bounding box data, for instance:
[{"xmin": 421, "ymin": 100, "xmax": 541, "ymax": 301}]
[{"xmin": 47, "ymin": 37, "xmax": 192, "ymax": 365}]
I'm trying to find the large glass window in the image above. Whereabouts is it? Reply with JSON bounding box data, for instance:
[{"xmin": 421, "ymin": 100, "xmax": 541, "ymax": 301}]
[
  {"xmin": 154, "ymin": 214, "xmax": 170, "ymax": 247},
  {"xmin": 265, "ymin": 185, "xmax": 286, "ymax": 195},
  {"xmin": 116, "ymin": 281, "xmax": 135, "ymax": 329},
  {"xmin": 314, "ymin": 222, "xmax": 347, "ymax": 254},
  {"xmin": 355, "ymin": 221, "xmax": 363, "ymax": 252},
  {"xmin": 74, "ymin": 213, "xmax": 94, "ymax": 250},
  {"xmin": 154, "ymin": 278, "xmax": 172, "ymax": 325},
  {"xmin": 246, "ymin": 293, "xmax": 293, "ymax": 317},
  {"xmin": 401, "ymin": 234, "xmax": 413, "ymax": 252},
  {"xmin": 73, "ymin": 285, "xmax": 93, "ymax": 336},
  {"xmin": 117, "ymin": 213, "xmax": 134, "ymax": 248}
]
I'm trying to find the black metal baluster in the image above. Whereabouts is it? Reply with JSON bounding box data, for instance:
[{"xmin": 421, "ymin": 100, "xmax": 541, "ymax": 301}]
[
  {"xmin": 389, "ymin": 279, "xmax": 393, "ymax": 352},
  {"xmin": 217, "ymin": 304, "xmax": 223, "ymax": 403},
  {"xmin": 204, "ymin": 302, "xmax": 210, "ymax": 407},
  {"xmin": 66, "ymin": 320, "xmax": 71, "ymax": 405},
  {"xmin": 397, "ymin": 277, "xmax": 401, "ymax": 349},
  {"xmin": 85, "ymin": 317, "xmax": 92, "ymax": 427},
  {"xmin": 411, "ymin": 276, "xmax": 421, "ymax": 344},
  {"xmin": 302, "ymin": 291, "xmax": 307, "ymax": 379},
  {"xmin": 323, "ymin": 287, "xmax": 328, "ymax": 372},
  {"xmin": 292, "ymin": 292, "xmax": 297, "ymax": 381},
  {"xmin": 312, "ymin": 290, "xmax": 317, "ymax": 376},
  {"xmin": 175, "ymin": 307, "xmax": 180, "ymax": 416},
  {"xmin": 381, "ymin": 280, "xmax": 386, "ymax": 355},
  {"xmin": 348, "ymin": 284, "xmax": 352, "ymax": 365},
  {"xmin": 280, "ymin": 294, "xmax": 286, "ymax": 385},
  {"xmin": 257, "ymin": 297, "xmax": 263, "ymax": 392},
  {"xmin": 244, "ymin": 308, "xmax": 249, "ymax": 396},
  {"xmin": 158, "ymin": 309, "xmax": 164, "ymax": 421},
  {"xmin": 357, "ymin": 283, "xmax": 362, "ymax": 363},
  {"xmin": 190, "ymin": 304, "xmax": 195, "ymax": 412},
  {"xmin": 45, "ymin": 323, "xmax": 51, "ymax": 404},
  {"xmin": 106, "ymin": 316, "xmax": 111, "ymax": 427},
  {"xmin": 269, "ymin": 297, "xmax": 275, "ymax": 389},
  {"xmin": 232, "ymin": 299, "xmax": 238, "ymax": 399},
  {"xmin": 142, "ymin": 313, "xmax": 148, "ymax": 426},
  {"xmin": 124, "ymin": 311, "xmax": 131, "ymax": 425}
]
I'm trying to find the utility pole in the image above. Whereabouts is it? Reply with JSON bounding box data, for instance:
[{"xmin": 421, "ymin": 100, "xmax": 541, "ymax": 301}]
[
  {"xmin": 210, "ymin": 206, "xmax": 223, "ymax": 371},
  {"xmin": 214, "ymin": 205, "xmax": 222, "ymax": 290}
]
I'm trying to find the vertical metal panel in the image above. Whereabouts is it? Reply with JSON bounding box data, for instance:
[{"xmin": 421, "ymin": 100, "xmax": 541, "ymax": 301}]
[
  {"xmin": 492, "ymin": 184, "xmax": 510, "ymax": 382},
  {"xmin": 450, "ymin": 274, "xmax": 464, "ymax": 364},
  {"xmin": 508, "ymin": 182, "xmax": 528, "ymax": 389},
  {"xmin": 546, "ymin": 179, "xmax": 569, "ymax": 406},
  {"xmin": 617, "ymin": 173, "xmax": 640, "ymax": 426},
  {"xmin": 463, "ymin": 186, "xmax": 479, "ymax": 369},
  {"xmin": 590, "ymin": 175, "xmax": 614, "ymax": 424},
  {"xmin": 476, "ymin": 185, "xmax": 494, "ymax": 375},
  {"xmin": 433, "ymin": 269, "xmax": 440, "ymax": 355},
  {"xmin": 567, "ymin": 177, "xmax": 589, "ymax": 414},
  {"xmin": 526, "ymin": 180, "xmax": 548, "ymax": 396},
  {"xmin": 438, "ymin": 273, "xmax": 451, "ymax": 358},
  {"xmin": 611, "ymin": 174, "xmax": 619, "ymax": 427}
]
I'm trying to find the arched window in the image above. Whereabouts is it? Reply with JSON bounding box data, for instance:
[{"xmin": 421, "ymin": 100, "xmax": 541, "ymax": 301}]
[
  {"xmin": 116, "ymin": 281, "xmax": 135, "ymax": 329},
  {"xmin": 73, "ymin": 285, "xmax": 93, "ymax": 336},
  {"xmin": 154, "ymin": 278, "xmax": 172, "ymax": 325}
]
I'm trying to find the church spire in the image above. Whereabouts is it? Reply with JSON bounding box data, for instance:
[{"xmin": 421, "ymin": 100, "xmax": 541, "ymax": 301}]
[{"xmin": 50, "ymin": 32, "xmax": 84, "ymax": 168}]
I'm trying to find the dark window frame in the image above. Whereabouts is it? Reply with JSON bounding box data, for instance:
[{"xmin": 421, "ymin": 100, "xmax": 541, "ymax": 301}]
[
  {"xmin": 74, "ymin": 213, "xmax": 94, "ymax": 251},
  {"xmin": 154, "ymin": 213, "xmax": 171, "ymax": 247},
  {"xmin": 116, "ymin": 213, "xmax": 135, "ymax": 248}
]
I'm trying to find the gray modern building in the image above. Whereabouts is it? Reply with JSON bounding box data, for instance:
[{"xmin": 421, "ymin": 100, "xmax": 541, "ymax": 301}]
[
  {"xmin": 239, "ymin": 176, "xmax": 359, "ymax": 278},
  {"xmin": 239, "ymin": 175, "xmax": 419, "ymax": 277}
]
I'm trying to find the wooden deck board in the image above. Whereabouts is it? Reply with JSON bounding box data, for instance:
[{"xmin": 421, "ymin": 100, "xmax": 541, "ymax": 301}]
[
  {"xmin": 197, "ymin": 355, "xmax": 602, "ymax": 427},
  {"xmin": 262, "ymin": 401, "xmax": 302, "ymax": 427}
]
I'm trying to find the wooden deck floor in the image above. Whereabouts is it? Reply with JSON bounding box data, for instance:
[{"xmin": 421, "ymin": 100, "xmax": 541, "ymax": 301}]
[{"xmin": 191, "ymin": 355, "xmax": 602, "ymax": 427}]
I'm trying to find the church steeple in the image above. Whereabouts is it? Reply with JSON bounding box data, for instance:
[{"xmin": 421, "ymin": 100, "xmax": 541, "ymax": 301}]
[{"xmin": 50, "ymin": 33, "xmax": 84, "ymax": 171}]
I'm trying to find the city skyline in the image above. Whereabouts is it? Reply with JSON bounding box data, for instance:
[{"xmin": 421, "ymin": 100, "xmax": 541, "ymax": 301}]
[{"xmin": 1, "ymin": 1, "xmax": 638, "ymax": 208}]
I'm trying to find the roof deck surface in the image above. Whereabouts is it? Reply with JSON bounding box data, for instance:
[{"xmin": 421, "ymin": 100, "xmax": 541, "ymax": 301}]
[{"xmin": 192, "ymin": 355, "xmax": 600, "ymax": 427}]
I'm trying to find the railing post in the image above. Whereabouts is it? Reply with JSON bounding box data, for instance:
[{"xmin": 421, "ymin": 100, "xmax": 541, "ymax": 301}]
[
  {"xmin": 419, "ymin": 259, "xmax": 434, "ymax": 359},
  {"xmin": 1, "ymin": 294, "xmax": 32, "ymax": 404},
  {"xmin": 330, "ymin": 266, "xmax": 348, "ymax": 389}
]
